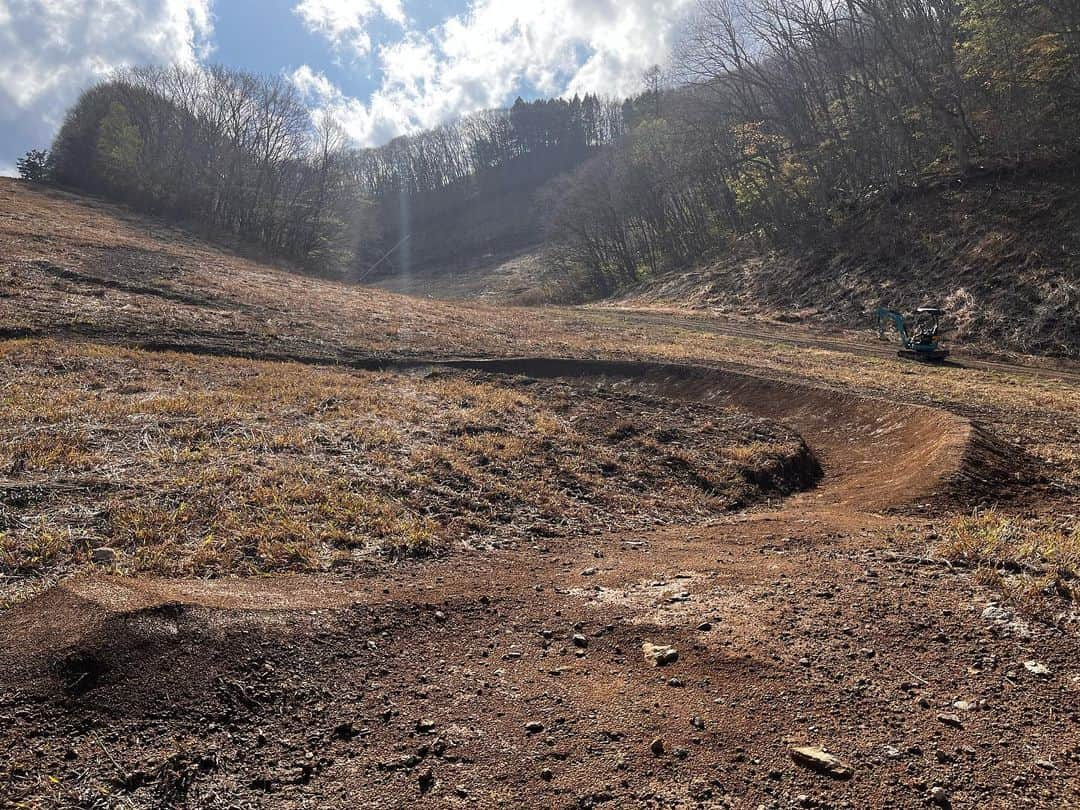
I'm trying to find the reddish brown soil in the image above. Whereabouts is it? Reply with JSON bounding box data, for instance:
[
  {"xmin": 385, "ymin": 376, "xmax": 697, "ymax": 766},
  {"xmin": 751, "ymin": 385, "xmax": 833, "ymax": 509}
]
[{"xmin": 2, "ymin": 358, "xmax": 1075, "ymax": 809}]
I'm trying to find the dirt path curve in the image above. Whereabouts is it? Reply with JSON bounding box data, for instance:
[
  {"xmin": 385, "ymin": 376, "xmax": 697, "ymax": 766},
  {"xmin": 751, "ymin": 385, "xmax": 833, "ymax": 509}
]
[{"xmin": 3, "ymin": 356, "xmax": 1074, "ymax": 810}]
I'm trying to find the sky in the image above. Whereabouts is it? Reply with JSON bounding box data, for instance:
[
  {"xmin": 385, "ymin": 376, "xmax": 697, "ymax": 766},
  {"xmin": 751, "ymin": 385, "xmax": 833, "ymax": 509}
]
[{"xmin": 0, "ymin": 0, "xmax": 695, "ymax": 176}]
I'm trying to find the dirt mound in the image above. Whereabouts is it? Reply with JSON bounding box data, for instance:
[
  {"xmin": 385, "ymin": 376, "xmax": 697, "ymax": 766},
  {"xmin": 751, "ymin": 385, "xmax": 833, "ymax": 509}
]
[
  {"xmin": 436, "ymin": 357, "xmax": 1015, "ymax": 512},
  {"xmin": 0, "ymin": 576, "xmax": 347, "ymax": 716}
]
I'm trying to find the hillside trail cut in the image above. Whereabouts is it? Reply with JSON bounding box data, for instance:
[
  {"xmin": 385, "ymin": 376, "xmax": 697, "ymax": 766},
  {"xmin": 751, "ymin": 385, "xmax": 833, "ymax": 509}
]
[{"xmin": 3, "ymin": 357, "xmax": 1065, "ymax": 809}]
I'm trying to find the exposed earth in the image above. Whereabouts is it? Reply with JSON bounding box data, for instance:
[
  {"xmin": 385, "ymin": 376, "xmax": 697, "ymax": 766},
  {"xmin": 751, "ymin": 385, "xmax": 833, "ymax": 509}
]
[{"xmin": 1, "ymin": 181, "xmax": 1078, "ymax": 808}]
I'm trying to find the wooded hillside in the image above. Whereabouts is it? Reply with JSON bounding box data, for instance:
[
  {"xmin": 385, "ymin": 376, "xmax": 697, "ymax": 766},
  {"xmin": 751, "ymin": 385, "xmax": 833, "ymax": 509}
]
[{"xmin": 18, "ymin": 0, "xmax": 1080, "ymax": 352}]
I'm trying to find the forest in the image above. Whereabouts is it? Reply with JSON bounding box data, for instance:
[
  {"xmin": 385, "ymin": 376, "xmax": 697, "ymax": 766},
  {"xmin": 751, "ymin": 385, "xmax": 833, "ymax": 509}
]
[
  {"xmin": 20, "ymin": 0, "xmax": 1080, "ymax": 291},
  {"xmin": 31, "ymin": 66, "xmax": 621, "ymax": 276}
]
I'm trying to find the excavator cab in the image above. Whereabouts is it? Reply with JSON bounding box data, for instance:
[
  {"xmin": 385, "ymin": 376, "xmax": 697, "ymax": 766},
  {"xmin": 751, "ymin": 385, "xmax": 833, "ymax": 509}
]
[{"xmin": 876, "ymin": 306, "xmax": 950, "ymax": 363}]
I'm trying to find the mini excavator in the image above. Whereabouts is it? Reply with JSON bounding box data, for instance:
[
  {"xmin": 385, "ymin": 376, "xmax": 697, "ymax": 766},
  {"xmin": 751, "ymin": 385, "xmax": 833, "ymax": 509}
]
[{"xmin": 875, "ymin": 306, "xmax": 950, "ymax": 363}]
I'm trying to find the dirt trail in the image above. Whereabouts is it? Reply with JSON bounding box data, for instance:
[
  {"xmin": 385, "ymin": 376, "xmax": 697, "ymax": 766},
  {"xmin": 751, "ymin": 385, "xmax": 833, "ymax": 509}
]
[
  {"xmin": 1, "ymin": 355, "xmax": 1073, "ymax": 809},
  {"xmin": 600, "ymin": 308, "xmax": 1080, "ymax": 385}
]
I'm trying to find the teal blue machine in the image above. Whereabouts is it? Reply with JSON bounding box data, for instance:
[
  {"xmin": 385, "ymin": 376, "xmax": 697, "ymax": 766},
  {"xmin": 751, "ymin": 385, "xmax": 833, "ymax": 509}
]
[{"xmin": 875, "ymin": 307, "xmax": 950, "ymax": 362}]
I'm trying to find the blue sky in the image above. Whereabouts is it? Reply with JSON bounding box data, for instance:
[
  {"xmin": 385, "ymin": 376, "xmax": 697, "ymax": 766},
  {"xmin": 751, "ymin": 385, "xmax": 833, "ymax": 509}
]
[{"xmin": 0, "ymin": 0, "xmax": 693, "ymax": 175}]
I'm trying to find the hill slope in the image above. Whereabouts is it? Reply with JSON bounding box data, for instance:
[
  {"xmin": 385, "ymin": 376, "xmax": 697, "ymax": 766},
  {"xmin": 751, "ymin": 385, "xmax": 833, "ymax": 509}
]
[{"xmin": 613, "ymin": 164, "xmax": 1080, "ymax": 358}]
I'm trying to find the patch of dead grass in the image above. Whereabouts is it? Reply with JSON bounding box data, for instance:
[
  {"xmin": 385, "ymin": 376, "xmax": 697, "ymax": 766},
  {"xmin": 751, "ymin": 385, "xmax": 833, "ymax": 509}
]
[
  {"xmin": 0, "ymin": 339, "xmax": 807, "ymax": 590},
  {"xmin": 937, "ymin": 511, "xmax": 1080, "ymax": 621}
]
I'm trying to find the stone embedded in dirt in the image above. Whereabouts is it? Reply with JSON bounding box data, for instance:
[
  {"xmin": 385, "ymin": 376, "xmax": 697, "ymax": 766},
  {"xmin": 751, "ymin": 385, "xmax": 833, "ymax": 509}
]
[
  {"xmin": 581, "ymin": 567, "xmax": 598, "ymax": 576},
  {"xmin": 929, "ymin": 786, "xmax": 950, "ymax": 806},
  {"xmin": 572, "ymin": 633, "xmax": 589, "ymax": 648},
  {"xmin": 696, "ymin": 621, "xmax": 712, "ymax": 631},
  {"xmin": 690, "ymin": 716, "xmax": 705, "ymax": 730},
  {"xmin": 433, "ymin": 610, "xmax": 447, "ymax": 622},
  {"xmin": 667, "ymin": 677, "xmax": 684, "ymax": 687},
  {"xmin": 332, "ymin": 721, "xmax": 359, "ymax": 740},
  {"xmin": 650, "ymin": 737, "xmax": 665, "ymax": 756},
  {"xmin": 418, "ymin": 768, "xmax": 435, "ymax": 794},
  {"xmin": 540, "ymin": 767, "xmax": 554, "ymax": 781},
  {"xmin": 937, "ymin": 713, "xmax": 963, "ymax": 728},
  {"xmin": 1024, "ymin": 660, "xmax": 1051, "ymax": 677},
  {"xmin": 953, "ymin": 700, "xmax": 974, "ymax": 712},
  {"xmin": 525, "ymin": 721, "xmax": 544, "ymax": 734},
  {"xmin": 91, "ymin": 547, "xmax": 117, "ymax": 564},
  {"xmin": 642, "ymin": 642, "xmax": 678, "ymax": 666},
  {"xmin": 789, "ymin": 746, "xmax": 855, "ymax": 780},
  {"xmin": 415, "ymin": 718, "xmax": 437, "ymax": 734}
]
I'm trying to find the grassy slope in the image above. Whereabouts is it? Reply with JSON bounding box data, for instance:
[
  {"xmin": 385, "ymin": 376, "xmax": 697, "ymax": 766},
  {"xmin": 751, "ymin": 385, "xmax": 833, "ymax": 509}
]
[{"xmin": 1, "ymin": 178, "xmax": 1076, "ymax": 499}]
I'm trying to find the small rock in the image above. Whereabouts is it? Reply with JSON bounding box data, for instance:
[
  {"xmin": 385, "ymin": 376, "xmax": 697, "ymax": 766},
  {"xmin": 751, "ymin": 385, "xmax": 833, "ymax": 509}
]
[
  {"xmin": 667, "ymin": 677, "xmax": 684, "ymax": 688},
  {"xmin": 1035, "ymin": 759, "xmax": 1055, "ymax": 770},
  {"xmin": 91, "ymin": 547, "xmax": 117, "ymax": 565},
  {"xmin": 690, "ymin": 716, "xmax": 705, "ymax": 730},
  {"xmin": 798, "ymin": 657, "xmax": 811, "ymax": 667},
  {"xmin": 696, "ymin": 621, "xmax": 713, "ymax": 631},
  {"xmin": 333, "ymin": 721, "xmax": 359, "ymax": 740},
  {"xmin": 859, "ymin": 648, "xmax": 875, "ymax": 658},
  {"xmin": 418, "ymin": 768, "xmax": 435, "ymax": 794},
  {"xmin": 581, "ymin": 567, "xmax": 598, "ymax": 577},
  {"xmin": 540, "ymin": 767, "xmax": 554, "ymax": 781},
  {"xmin": 525, "ymin": 721, "xmax": 544, "ymax": 734},
  {"xmin": 415, "ymin": 718, "xmax": 437, "ymax": 734},
  {"xmin": 572, "ymin": 633, "xmax": 589, "ymax": 648},
  {"xmin": 790, "ymin": 746, "xmax": 854, "ymax": 780},
  {"xmin": 1024, "ymin": 660, "xmax": 1051, "ymax": 677},
  {"xmin": 650, "ymin": 737, "xmax": 665, "ymax": 756},
  {"xmin": 433, "ymin": 610, "xmax": 447, "ymax": 622},
  {"xmin": 953, "ymin": 700, "xmax": 974, "ymax": 712},
  {"xmin": 982, "ymin": 604, "xmax": 1013, "ymax": 622},
  {"xmin": 642, "ymin": 642, "xmax": 678, "ymax": 666},
  {"xmin": 937, "ymin": 713, "xmax": 963, "ymax": 728},
  {"xmin": 929, "ymin": 786, "xmax": 949, "ymax": 806}
]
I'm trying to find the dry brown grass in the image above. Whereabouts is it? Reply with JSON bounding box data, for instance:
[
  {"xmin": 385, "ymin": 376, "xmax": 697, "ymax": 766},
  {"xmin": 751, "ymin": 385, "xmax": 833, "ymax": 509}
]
[
  {"xmin": 937, "ymin": 511, "xmax": 1080, "ymax": 621},
  {"xmin": 0, "ymin": 339, "xmax": 805, "ymax": 592}
]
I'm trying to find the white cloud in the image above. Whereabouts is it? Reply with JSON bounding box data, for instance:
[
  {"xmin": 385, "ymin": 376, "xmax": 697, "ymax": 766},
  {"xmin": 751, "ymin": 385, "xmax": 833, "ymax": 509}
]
[
  {"xmin": 293, "ymin": 0, "xmax": 694, "ymax": 146},
  {"xmin": 0, "ymin": 0, "xmax": 212, "ymax": 160},
  {"xmin": 294, "ymin": 0, "xmax": 405, "ymax": 57}
]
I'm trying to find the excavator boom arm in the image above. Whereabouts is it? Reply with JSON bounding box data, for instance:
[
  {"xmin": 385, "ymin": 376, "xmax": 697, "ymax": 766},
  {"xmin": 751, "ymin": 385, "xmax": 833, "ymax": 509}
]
[{"xmin": 875, "ymin": 307, "xmax": 909, "ymax": 346}]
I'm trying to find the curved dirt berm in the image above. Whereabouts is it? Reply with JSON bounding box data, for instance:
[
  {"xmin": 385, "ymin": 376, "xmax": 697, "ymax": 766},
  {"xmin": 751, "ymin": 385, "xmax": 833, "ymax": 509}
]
[
  {"xmin": 439, "ymin": 357, "xmax": 1002, "ymax": 512},
  {"xmin": 0, "ymin": 357, "xmax": 1013, "ymax": 709}
]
